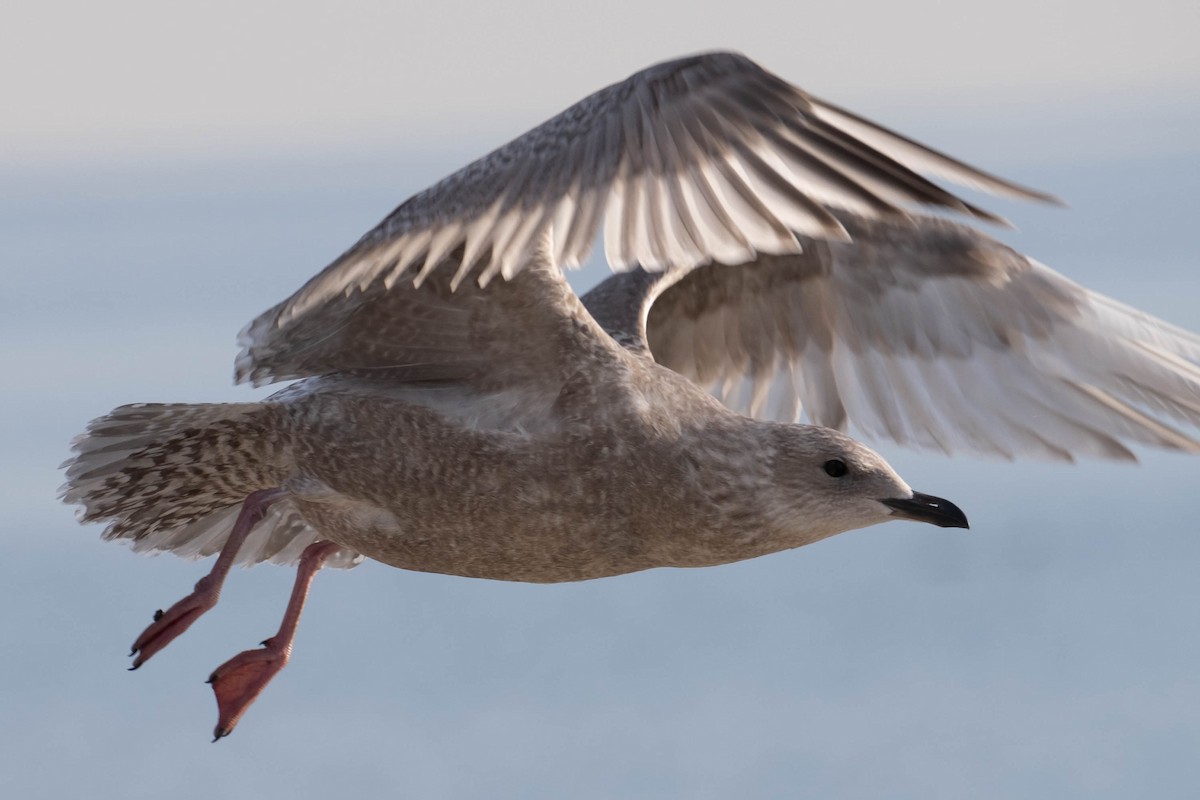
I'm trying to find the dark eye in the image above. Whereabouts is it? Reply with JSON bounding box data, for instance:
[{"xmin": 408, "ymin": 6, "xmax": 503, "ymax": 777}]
[{"xmin": 823, "ymin": 459, "xmax": 848, "ymax": 478}]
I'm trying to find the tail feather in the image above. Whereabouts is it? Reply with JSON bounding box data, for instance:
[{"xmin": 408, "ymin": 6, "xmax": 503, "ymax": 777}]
[{"xmin": 61, "ymin": 402, "xmax": 361, "ymax": 568}]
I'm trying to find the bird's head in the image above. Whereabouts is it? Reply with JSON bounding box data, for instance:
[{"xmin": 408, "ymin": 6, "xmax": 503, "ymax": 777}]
[{"xmin": 764, "ymin": 424, "xmax": 969, "ymax": 544}]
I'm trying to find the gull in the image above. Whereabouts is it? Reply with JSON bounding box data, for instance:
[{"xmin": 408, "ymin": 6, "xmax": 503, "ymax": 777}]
[{"xmin": 61, "ymin": 52, "xmax": 1200, "ymax": 740}]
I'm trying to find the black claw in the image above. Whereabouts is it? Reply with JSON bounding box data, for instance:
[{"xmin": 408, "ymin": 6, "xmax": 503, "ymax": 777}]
[
  {"xmin": 260, "ymin": 639, "xmax": 271, "ymax": 647},
  {"xmin": 153, "ymin": 609, "xmax": 164, "ymax": 621},
  {"xmin": 128, "ymin": 663, "xmax": 140, "ymax": 672},
  {"xmin": 212, "ymin": 728, "xmax": 229, "ymax": 743},
  {"xmin": 129, "ymin": 647, "xmax": 137, "ymax": 657},
  {"xmin": 205, "ymin": 674, "xmax": 216, "ymax": 684}
]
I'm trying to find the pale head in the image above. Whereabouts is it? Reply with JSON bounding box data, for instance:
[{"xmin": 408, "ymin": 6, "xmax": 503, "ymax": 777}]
[{"xmin": 764, "ymin": 424, "xmax": 969, "ymax": 545}]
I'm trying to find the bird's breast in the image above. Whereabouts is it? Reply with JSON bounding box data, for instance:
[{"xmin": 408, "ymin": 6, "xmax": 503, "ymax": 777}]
[{"xmin": 285, "ymin": 380, "xmax": 786, "ymax": 582}]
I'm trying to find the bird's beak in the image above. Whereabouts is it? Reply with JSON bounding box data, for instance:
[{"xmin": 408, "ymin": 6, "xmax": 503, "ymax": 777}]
[{"xmin": 880, "ymin": 492, "xmax": 969, "ymax": 529}]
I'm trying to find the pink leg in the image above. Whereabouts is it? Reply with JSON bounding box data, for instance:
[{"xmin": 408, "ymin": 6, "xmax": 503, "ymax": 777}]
[
  {"xmin": 208, "ymin": 540, "xmax": 341, "ymax": 742},
  {"xmin": 129, "ymin": 488, "xmax": 286, "ymax": 669}
]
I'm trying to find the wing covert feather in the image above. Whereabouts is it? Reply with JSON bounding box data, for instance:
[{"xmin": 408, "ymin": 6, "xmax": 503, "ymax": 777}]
[{"xmin": 237, "ymin": 51, "xmax": 1056, "ymax": 386}]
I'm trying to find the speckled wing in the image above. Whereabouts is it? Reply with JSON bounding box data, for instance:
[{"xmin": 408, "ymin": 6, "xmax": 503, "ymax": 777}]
[
  {"xmin": 583, "ymin": 214, "xmax": 1200, "ymax": 460},
  {"xmin": 237, "ymin": 50, "xmax": 1057, "ymax": 386}
]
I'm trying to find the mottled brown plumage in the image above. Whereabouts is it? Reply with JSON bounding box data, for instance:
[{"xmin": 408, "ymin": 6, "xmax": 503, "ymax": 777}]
[{"xmin": 60, "ymin": 51, "xmax": 1199, "ymax": 738}]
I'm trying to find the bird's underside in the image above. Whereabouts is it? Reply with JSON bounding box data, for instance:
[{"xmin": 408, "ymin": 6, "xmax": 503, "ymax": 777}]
[{"xmin": 60, "ymin": 51, "xmax": 1200, "ymax": 740}]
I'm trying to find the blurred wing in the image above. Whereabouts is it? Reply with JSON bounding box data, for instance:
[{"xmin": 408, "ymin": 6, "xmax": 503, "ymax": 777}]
[
  {"xmin": 238, "ymin": 50, "xmax": 1056, "ymax": 385},
  {"xmin": 585, "ymin": 214, "xmax": 1200, "ymax": 460}
]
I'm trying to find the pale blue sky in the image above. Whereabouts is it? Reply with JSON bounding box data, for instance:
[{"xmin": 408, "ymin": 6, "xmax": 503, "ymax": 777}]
[{"xmin": 3, "ymin": 2, "xmax": 1200, "ymax": 797}]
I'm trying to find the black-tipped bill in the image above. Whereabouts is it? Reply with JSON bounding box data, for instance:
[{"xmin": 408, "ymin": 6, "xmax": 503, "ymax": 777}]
[{"xmin": 881, "ymin": 492, "xmax": 969, "ymax": 529}]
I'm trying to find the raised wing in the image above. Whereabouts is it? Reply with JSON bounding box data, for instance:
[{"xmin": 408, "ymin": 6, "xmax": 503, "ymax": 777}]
[
  {"xmin": 237, "ymin": 50, "xmax": 1057, "ymax": 386},
  {"xmin": 238, "ymin": 232, "xmax": 618, "ymax": 392},
  {"xmin": 583, "ymin": 214, "xmax": 1200, "ymax": 460}
]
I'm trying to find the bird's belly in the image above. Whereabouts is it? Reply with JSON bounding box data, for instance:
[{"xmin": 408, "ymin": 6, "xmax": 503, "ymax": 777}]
[
  {"xmin": 284, "ymin": 390, "xmax": 789, "ymax": 581},
  {"xmin": 292, "ymin": 490, "xmax": 668, "ymax": 583}
]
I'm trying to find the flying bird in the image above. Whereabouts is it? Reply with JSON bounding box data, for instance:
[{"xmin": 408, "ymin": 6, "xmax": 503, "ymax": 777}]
[{"xmin": 61, "ymin": 51, "xmax": 1200, "ymax": 740}]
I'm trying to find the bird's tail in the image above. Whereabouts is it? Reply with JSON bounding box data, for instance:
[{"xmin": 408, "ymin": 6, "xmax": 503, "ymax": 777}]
[{"xmin": 60, "ymin": 402, "xmax": 329, "ymax": 566}]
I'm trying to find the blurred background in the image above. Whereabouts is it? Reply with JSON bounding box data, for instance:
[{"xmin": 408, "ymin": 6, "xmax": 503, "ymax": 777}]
[{"xmin": 3, "ymin": 1, "xmax": 1198, "ymax": 797}]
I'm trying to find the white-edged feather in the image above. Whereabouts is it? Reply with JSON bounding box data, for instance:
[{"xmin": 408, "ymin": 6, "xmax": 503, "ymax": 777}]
[
  {"xmin": 588, "ymin": 214, "xmax": 1200, "ymax": 460},
  {"xmin": 237, "ymin": 51, "xmax": 1052, "ymax": 387}
]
